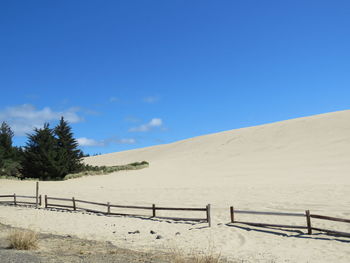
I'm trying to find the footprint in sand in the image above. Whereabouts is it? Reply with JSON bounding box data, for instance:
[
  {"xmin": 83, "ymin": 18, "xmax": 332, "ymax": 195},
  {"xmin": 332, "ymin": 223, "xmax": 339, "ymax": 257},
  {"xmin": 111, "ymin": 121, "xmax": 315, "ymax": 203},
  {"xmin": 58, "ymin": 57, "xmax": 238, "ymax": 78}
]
[{"xmin": 236, "ymin": 232, "xmax": 246, "ymax": 247}]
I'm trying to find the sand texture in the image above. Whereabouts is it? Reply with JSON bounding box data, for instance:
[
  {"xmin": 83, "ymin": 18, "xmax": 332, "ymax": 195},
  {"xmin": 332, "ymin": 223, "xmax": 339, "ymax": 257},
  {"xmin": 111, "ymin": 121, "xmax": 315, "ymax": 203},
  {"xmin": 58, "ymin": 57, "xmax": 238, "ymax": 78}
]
[{"xmin": 1, "ymin": 110, "xmax": 350, "ymax": 262}]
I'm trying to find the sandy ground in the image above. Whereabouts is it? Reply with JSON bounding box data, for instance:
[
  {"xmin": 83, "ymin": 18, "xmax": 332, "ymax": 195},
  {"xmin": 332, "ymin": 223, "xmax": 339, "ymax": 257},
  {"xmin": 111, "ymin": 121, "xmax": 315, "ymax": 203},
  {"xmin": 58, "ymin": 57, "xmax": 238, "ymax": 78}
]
[
  {"xmin": 0, "ymin": 223, "xmax": 172, "ymax": 263},
  {"xmin": 1, "ymin": 110, "xmax": 350, "ymax": 262}
]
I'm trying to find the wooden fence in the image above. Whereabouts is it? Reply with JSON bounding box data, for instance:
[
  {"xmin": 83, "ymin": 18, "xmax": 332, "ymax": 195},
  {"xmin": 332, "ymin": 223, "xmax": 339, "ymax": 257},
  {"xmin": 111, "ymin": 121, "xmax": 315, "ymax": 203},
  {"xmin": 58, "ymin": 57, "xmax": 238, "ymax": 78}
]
[
  {"xmin": 229, "ymin": 206, "xmax": 350, "ymax": 238},
  {"xmin": 45, "ymin": 195, "xmax": 211, "ymax": 226},
  {"xmin": 0, "ymin": 194, "xmax": 41, "ymax": 207}
]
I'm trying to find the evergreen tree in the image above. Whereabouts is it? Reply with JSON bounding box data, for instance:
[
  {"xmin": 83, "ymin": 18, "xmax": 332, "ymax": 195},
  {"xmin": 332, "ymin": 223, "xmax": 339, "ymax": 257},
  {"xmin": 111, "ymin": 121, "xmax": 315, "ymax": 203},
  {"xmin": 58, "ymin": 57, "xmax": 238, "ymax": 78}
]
[
  {"xmin": 0, "ymin": 122, "xmax": 23, "ymax": 178},
  {"xmin": 22, "ymin": 123, "xmax": 61, "ymax": 180},
  {"xmin": 0, "ymin": 122, "xmax": 14, "ymax": 159},
  {"xmin": 54, "ymin": 117, "xmax": 83, "ymax": 174}
]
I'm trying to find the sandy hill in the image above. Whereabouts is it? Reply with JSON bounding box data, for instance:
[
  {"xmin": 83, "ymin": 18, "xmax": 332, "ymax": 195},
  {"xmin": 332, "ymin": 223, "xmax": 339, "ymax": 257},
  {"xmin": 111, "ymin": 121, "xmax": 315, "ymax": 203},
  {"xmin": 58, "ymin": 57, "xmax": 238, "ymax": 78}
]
[
  {"xmin": 86, "ymin": 110, "xmax": 350, "ymax": 185},
  {"xmin": 1, "ymin": 110, "xmax": 350, "ymax": 262}
]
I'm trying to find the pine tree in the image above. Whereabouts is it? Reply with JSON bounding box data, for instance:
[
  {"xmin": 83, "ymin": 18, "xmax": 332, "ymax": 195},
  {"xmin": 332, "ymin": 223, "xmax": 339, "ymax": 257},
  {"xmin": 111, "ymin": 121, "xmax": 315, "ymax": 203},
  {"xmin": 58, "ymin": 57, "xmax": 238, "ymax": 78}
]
[
  {"xmin": 0, "ymin": 122, "xmax": 23, "ymax": 178},
  {"xmin": 22, "ymin": 123, "xmax": 61, "ymax": 180},
  {"xmin": 0, "ymin": 122, "xmax": 14, "ymax": 159},
  {"xmin": 54, "ymin": 117, "xmax": 83, "ymax": 174}
]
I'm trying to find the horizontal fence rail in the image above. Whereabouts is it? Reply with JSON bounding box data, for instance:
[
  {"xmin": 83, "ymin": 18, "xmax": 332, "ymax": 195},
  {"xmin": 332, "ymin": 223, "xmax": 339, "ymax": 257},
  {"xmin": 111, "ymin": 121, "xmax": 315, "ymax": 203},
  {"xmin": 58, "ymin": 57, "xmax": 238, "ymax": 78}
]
[
  {"xmin": 0, "ymin": 194, "xmax": 41, "ymax": 207},
  {"xmin": 45, "ymin": 195, "xmax": 211, "ymax": 226},
  {"xmin": 230, "ymin": 206, "xmax": 350, "ymax": 238}
]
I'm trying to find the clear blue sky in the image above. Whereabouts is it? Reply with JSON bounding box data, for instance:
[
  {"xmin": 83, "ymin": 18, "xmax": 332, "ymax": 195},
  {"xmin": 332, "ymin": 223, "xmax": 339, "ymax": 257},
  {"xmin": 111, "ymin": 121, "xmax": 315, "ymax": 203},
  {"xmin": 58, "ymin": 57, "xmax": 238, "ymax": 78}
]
[{"xmin": 1, "ymin": 0, "xmax": 349, "ymax": 155}]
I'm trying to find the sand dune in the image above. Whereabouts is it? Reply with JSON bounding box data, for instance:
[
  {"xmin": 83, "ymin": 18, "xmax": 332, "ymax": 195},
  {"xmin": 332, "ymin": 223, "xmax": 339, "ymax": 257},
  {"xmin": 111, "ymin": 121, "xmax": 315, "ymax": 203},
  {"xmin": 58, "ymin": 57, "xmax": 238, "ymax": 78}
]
[{"xmin": 1, "ymin": 110, "xmax": 350, "ymax": 262}]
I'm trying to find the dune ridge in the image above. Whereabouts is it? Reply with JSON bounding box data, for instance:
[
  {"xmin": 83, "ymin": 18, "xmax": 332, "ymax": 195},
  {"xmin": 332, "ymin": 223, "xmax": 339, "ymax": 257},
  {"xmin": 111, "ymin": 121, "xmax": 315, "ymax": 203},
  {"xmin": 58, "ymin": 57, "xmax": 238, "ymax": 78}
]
[{"xmin": 1, "ymin": 110, "xmax": 350, "ymax": 262}]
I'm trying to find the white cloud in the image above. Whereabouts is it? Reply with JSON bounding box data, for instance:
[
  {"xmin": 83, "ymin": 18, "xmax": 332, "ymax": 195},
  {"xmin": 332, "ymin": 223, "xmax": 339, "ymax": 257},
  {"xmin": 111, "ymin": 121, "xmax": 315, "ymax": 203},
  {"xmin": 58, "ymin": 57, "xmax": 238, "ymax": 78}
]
[
  {"xmin": 129, "ymin": 118, "xmax": 163, "ymax": 132},
  {"xmin": 143, "ymin": 96, "xmax": 160, "ymax": 104},
  {"xmin": 117, "ymin": 138, "xmax": 136, "ymax": 144},
  {"xmin": 77, "ymin": 137, "xmax": 104, "ymax": 147},
  {"xmin": 77, "ymin": 137, "xmax": 136, "ymax": 147},
  {"xmin": 0, "ymin": 104, "xmax": 83, "ymax": 136}
]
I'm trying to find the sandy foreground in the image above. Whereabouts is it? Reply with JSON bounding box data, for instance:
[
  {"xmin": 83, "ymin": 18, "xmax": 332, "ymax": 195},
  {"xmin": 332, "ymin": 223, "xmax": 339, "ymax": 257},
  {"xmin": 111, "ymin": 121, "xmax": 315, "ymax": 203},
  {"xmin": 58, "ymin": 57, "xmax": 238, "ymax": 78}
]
[{"xmin": 1, "ymin": 110, "xmax": 350, "ymax": 262}]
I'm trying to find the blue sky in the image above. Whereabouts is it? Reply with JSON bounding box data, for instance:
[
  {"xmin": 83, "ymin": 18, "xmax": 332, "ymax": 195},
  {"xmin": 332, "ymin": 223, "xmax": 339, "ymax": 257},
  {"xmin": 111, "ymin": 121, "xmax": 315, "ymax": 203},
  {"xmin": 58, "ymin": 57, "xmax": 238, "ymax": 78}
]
[{"xmin": 1, "ymin": 0, "xmax": 349, "ymax": 155}]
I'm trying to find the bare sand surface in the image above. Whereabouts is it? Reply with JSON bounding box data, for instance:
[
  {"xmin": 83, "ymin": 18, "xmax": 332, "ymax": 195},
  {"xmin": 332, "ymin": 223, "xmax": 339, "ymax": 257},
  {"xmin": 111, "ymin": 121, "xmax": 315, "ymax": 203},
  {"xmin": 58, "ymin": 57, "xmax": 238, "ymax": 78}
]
[{"xmin": 1, "ymin": 110, "xmax": 350, "ymax": 262}]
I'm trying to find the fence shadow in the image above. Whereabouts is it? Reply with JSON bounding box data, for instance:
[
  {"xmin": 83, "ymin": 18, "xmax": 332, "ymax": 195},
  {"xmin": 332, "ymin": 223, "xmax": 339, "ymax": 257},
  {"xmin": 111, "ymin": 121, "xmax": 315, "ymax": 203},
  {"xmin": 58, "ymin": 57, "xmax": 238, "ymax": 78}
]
[
  {"xmin": 44, "ymin": 206, "xmax": 205, "ymax": 226},
  {"xmin": 226, "ymin": 223, "xmax": 350, "ymax": 243}
]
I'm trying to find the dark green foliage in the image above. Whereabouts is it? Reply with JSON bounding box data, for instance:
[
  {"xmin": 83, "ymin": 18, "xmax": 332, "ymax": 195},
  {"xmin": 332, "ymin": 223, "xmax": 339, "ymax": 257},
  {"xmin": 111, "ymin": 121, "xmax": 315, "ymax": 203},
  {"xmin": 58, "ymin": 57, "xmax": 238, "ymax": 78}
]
[
  {"xmin": 0, "ymin": 122, "xmax": 23, "ymax": 178},
  {"xmin": 0, "ymin": 122, "xmax": 14, "ymax": 159},
  {"xmin": 0, "ymin": 119, "xmax": 148, "ymax": 181},
  {"xmin": 22, "ymin": 123, "xmax": 62, "ymax": 180},
  {"xmin": 54, "ymin": 117, "xmax": 83, "ymax": 174}
]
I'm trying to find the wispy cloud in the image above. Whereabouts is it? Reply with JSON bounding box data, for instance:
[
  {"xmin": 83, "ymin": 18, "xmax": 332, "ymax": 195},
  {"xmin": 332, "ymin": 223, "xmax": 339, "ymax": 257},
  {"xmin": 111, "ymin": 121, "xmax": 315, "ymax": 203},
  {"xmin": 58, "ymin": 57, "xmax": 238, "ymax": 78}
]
[
  {"xmin": 129, "ymin": 118, "xmax": 163, "ymax": 132},
  {"xmin": 109, "ymin": 97, "xmax": 119, "ymax": 103},
  {"xmin": 143, "ymin": 96, "xmax": 160, "ymax": 104},
  {"xmin": 77, "ymin": 137, "xmax": 104, "ymax": 147},
  {"xmin": 0, "ymin": 104, "xmax": 83, "ymax": 136},
  {"xmin": 77, "ymin": 137, "xmax": 136, "ymax": 147},
  {"xmin": 116, "ymin": 138, "xmax": 136, "ymax": 144}
]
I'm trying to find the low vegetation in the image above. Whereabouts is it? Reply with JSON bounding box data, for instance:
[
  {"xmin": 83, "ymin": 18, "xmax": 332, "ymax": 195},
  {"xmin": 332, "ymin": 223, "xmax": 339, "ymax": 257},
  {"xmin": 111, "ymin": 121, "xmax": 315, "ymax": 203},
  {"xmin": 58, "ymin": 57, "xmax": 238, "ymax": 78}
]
[
  {"xmin": 169, "ymin": 247, "xmax": 223, "ymax": 263},
  {"xmin": 64, "ymin": 161, "xmax": 149, "ymax": 180},
  {"xmin": 0, "ymin": 119, "xmax": 149, "ymax": 181},
  {"xmin": 7, "ymin": 229, "xmax": 38, "ymax": 250}
]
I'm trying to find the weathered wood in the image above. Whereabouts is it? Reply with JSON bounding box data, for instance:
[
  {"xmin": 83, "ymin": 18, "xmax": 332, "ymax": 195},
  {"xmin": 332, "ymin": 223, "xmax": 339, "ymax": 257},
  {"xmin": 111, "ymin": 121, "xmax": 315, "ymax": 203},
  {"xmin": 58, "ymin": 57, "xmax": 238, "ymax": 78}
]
[
  {"xmin": 47, "ymin": 196, "xmax": 73, "ymax": 202},
  {"xmin": 13, "ymin": 194, "xmax": 17, "ymax": 206},
  {"xmin": 39, "ymin": 195, "xmax": 208, "ymax": 223},
  {"xmin": 233, "ymin": 210, "xmax": 305, "ymax": 217},
  {"xmin": 312, "ymin": 227, "xmax": 350, "ymax": 238},
  {"xmin": 306, "ymin": 210, "xmax": 312, "ymax": 234},
  {"xmin": 206, "ymin": 204, "xmax": 211, "ymax": 227},
  {"xmin": 233, "ymin": 221, "xmax": 308, "ymax": 229},
  {"xmin": 310, "ymin": 214, "xmax": 350, "ymax": 224},
  {"xmin": 107, "ymin": 202, "xmax": 110, "ymax": 214},
  {"xmin": 155, "ymin": 207, "xmax": 206, "ymax": 211},
  {"xmin": 74, "ymin": 199, "xmax": 108, "ymax": 206},
  {"xmin": 46, "ymin": 203, "xmax": 74, "ymax": 209},
  {"xmin": 230, "ymin": 206, "xmax": 234, "ymax": 223},
  {"xmin": 109, "ymin": 204, "xmax": 152, "ymax": 210},
  {"xmin": 0, "ymin": 195, "xmax": 15, "ymax": 198},
  {"xmin": 16, "ymin": 195, "xmax": 36, "ymax": 199},
  {"xmin": 39, "ymin": 195, "xmax": 42, "ymax": 206},
  {"xmin": 36, "ymin": 182, "xmax": 39, "ymax": 208},
  {"xmin": 152, "ymin": 204, "xmax": 156, "ymax": 217},
  {"xmin": 156, "ymin": 216, "xmax": 207, "ymax": 222},
  {"xmin": 72, "ymin": 197, "xmax": 76, "ymax": 211}
]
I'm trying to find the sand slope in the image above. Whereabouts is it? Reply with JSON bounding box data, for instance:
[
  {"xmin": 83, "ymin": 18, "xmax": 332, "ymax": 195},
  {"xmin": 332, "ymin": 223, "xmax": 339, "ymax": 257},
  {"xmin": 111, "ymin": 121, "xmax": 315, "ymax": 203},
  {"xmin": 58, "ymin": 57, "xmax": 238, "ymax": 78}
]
[
  {"xmin": 86, "ymin": 109, "xmax": 350, "ymax": 183},
  {"xmin": 1, "ymin": 110, "xmax": 350, "ymax": 262}
]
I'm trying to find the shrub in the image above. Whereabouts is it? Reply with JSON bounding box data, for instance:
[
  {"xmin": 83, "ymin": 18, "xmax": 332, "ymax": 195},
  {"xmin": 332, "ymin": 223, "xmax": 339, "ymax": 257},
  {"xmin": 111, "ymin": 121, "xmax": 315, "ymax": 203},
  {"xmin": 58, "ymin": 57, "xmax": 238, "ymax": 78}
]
[
  {"xmin": 169, "ymin": 247, "xmax": 222, "ymax": 263},
  {"xmin": 63, "ymin": 161, "xmax": 149, "ymax": 180},
  {"xmin": 7, "ymin": 230, "xmax": 38, "ymax": 250}
]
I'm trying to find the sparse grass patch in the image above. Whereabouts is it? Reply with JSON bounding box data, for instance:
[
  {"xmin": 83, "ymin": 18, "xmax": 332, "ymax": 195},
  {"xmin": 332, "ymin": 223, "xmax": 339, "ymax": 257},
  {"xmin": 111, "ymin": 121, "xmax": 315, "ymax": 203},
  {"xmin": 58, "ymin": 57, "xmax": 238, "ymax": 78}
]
[
  {"xmin": 7, "ymin": 229, "xmax": 38, "ymax": 250},
  {"xmin": 64, "ymin": 161, "xmax": 149, "ymax": 180},
  {"xmin": 169, "ymin": 247, "xmax": 222, "ymax": 263}
]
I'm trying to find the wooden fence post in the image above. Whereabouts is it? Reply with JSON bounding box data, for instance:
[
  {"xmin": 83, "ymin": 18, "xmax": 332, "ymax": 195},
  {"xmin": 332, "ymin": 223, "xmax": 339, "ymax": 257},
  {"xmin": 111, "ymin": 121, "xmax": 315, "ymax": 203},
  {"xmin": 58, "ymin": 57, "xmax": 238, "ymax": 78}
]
[
  {"xmin": 45, "ymin": 195, "xmax": 48, "ymax": 208},
  {"xmin": 152, "ymin": 204, "xmax": 156, "ymax": 217},
  {"xmin": 107, "ymin": 202, "xmax": 110, "ymax": 215},
  {"xmin": 306, "ymin": 210, "xmax": 312, "ymax": 235},
  {"xmin": 72, "ymin": 197, "xmax": 76, "ymax": 211},
  {"xmin": 206, "ymin": 204, "xmax": 211, "ymax": 227},
  {"xmin": 13, "ymin": 194, "xmax": 17, "ymax": 206},
  {"xmin": 230, "ymin": 206, "xmax": 234, "ymax": 223},
  {"xmin": 36, "ymin": 182, "xmax": 39, "ymax": 208},
  {"xmin": 39, "ymin": 195, "xmax": 42, "ymax": 206}
]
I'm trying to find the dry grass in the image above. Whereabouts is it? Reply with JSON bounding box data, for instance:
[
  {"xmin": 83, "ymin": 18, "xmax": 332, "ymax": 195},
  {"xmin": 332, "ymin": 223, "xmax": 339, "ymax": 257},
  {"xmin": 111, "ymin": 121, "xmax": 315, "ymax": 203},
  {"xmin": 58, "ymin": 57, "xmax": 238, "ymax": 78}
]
[
  {"xmin": 169, "ymin": 247, "xmax": 222, "ymax": 263},
  {"xmin": 7, "ymin": 229, "xmax": 38, "ymax": 250}
]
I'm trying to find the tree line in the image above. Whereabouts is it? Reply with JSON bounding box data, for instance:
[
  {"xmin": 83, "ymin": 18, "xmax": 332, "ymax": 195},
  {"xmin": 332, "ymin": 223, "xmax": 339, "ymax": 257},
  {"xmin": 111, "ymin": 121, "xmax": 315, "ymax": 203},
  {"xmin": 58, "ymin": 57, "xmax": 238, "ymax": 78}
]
[{"xmin": 0, "ymin": 117, "xmax": 86, "ymax": 180}]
